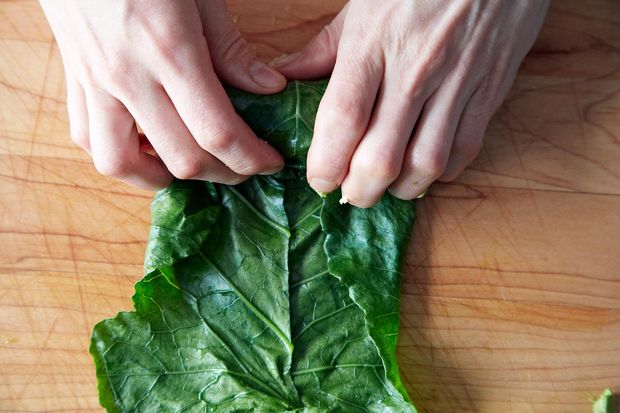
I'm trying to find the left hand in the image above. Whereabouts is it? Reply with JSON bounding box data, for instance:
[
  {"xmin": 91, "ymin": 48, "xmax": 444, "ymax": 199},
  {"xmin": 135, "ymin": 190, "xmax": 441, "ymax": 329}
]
[{"xmin": 275, "ymin": 0, "xmax": 549, "ymax": 207}]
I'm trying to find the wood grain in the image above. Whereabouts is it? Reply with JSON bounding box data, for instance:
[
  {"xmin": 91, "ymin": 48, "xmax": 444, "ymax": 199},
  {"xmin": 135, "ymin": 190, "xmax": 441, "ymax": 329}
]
[{"xmin": 1, "ymin": 0, "xmax": 619, "ymax": 412}]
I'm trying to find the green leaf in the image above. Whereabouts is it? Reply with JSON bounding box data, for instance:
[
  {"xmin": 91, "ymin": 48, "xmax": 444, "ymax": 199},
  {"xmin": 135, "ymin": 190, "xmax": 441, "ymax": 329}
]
[
  {"xmin": 227, "ymin": 80, "xmax": 327, "ymax": 168},
  {"xmin": 91, "ymin": 81, "xmax": 417, "ymax": 412},
  {"xmin": 593, "ymin": 389, "xmax": 616, "ymax": 413},
  {"xmin": 322, "ymin": 191, "xmax": 415, "ymax": 403},
  {"xmin": 287, "ymin": 179, "xmax": 414, "ymax": 411},
  {"xmin": 143, "ymin": 181, "xmax": 220, "ymax": 273}
]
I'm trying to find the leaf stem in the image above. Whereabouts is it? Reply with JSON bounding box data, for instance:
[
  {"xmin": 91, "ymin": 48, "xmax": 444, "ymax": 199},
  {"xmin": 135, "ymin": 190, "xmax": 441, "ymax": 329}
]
[
  {"xmin": 292, "ymin": 363, "xmax": 382, "ymax": 376},
  {"xmin": 289, "ymin": 269, "xmax": 329, "ymax": 289}
]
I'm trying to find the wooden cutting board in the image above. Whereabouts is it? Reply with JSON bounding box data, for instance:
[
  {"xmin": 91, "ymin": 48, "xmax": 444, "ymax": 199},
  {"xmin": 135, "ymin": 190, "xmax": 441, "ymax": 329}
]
[{"xmin": 1, "ymin": 1, "xmax": 619, "ymax": 411}]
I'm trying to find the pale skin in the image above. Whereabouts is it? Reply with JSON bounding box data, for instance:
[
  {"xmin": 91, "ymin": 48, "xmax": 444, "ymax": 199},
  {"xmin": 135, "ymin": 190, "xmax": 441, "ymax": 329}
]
[{"xmin": 41, "ymin": 0, "xmax": 550, "ymax": 207}]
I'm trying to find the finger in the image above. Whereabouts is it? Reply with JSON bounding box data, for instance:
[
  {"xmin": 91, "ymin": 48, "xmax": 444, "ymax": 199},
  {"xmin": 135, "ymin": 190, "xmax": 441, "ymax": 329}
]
[
  {"xmin": 198, "ymin": 0, "xmax": 286, "ymax": 93},
  {"xmin": 123, "ymin": 82, "xmax": 247, "ymax": 185},
  {"xmin": 66, "ymin": 76, "xmax": 90, "ymax": 153},
  {"xmin": 439, "ymin": 88, "xmax": 490, "ymax": 181},
  {"xmin": 389, "ymin": 75, "xmax": 473, "ymax": 200},
  {"xmin": 158, "ymin": 40, "xmax": 284, "ymax": 175},
  {"xmin": 339, "ymin": 77, "xmax": 430, "ymax": 208},
  {"xmin": 272, "ymin": 4, "xmax": 349, "ymax": 80},
  {"xmin": 306, "ymin": 30, "xmax": 383, "ymax": 194},
  {"xmin": 85, "ymin": 87, "xmax": 172, "ymax": 190},
  {"xmin": 438, "ymin": 60, "xmax": 520, "ymax": 182}
]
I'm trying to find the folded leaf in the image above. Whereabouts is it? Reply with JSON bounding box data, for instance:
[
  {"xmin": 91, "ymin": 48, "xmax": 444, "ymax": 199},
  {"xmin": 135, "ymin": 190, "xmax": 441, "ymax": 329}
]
[{"xmin": 91, "ymin": 81, "xmax": 417, "ymax": 412}]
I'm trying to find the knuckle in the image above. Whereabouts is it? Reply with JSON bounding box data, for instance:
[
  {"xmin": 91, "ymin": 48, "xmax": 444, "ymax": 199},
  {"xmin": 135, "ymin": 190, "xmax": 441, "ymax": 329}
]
[
  {"xmin": 147, "ymin": 30, "xmax": 203, "ymax": 77},
  {"xmin": 70, "ymin": 128, "xmax": 89, "ymax": 149},
  {"xmin": 143, "ymin": 18, "xmax": 191, "ymax": 57},
  {"xmin": 413, "ymin": 40, "xmax": 446, "ymax": 66},
  {"xmin": 168, "ymin": 157, "xmax": 203, "ymax": 180},
  {"xmin": 374, "ymin": 160, "xmax": 401, "ymax": 182},
  {"xmin": 97, "ymin": 57, "xmax": 134, "ymax": 91},
  {"xmin": 415, "ymin": 152, "xmax": 447, "ymax": 179},
  {"xmin": 109, "ymin": 61, "xmax": 132, "ymax": 84},
  {"xmin": 308, "ymin": 153, "xmax": 349, "ymax": 182},
  {"xmin": 320, "ymin": 97, "xmax": 367, "ymax": 133},
  {"xmin": 202, "ymin": 127, "xmax": 236, "ymax": 156},
  {"xmin": 155, "ymin": 25, "xmax": 187, "ymax": 50},
  {"xmin": 354, "ymin": 153, "xmax": 401, "ymax": 183},
  {"xmin": 75, "ymin": 63, "xmax": 97, "ymax": 87},
  {"xmin": 455, "ymin": 136, "xmax": 483, "ymax": 160},
  {"xmin": 439, "ymin": 169, "xmax": 460, "ymax": 182},
  {"xmin": 211, "ymin": 29, "xmax": 251, "ymax": 64},
  {"xmin": 93, "ymin": 153, "xmax": 134, "ymax": 178},
  {"xmin": 318, "ymin": 23, "xmax": 340, "ymax": 53}
]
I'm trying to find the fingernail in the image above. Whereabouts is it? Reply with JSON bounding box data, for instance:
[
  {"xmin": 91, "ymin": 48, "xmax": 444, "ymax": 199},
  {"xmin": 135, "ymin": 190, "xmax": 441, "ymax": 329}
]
[
  {"xmin": 309, "ymin": 177, "xmax": 336, "ymax": 193},
  {"xmin": 271, "ymin": 52, "xmax": 301, "ymax": 68},
  {"xmin": 259, "ymin": 165, "xmax": 284, "ymax": 175},
  {"xmin": 249, "ymin": 62, "xmax": 285, "ymax": 88},
  {"xmin": 416, "ymin": 189, "xmax": 428, "ymax": 199}
]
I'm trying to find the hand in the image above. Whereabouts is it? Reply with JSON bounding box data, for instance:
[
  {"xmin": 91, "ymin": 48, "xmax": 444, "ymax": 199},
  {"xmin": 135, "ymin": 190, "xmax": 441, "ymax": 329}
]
[
  {"xmin": 41, "ymin": 0, "xmax": 287, "ymax": 190},
  {"xmin": 275, "ymin": 0, "xmax": 549, "ymax": 207}
]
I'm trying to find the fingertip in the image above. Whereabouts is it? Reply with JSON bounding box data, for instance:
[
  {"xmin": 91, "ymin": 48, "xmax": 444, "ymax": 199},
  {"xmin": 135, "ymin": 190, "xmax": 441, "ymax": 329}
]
[
  {"xmin": 248, "ymin": 61, "xmax": 287, "ymax": 91},
  {"xmin": 273, "ymin": 50, "xmax": 335, "ymax": 80},
  {"xmin": 306, "ymin": 148, "xmax": 345, "ymax": 194},
  {"xmin": 339, "ymin": 176, "xmax": 383, "ymax": 209},
  {"xmin": 308, "ymin": 177, "xmax": 338, "ymax": 194},
  {"xmin": 271, "ymin": 52, "xmax": 316, "ymax": 80},
  {"xmin": 233, "ymin": 136, "xmax": 285, "ymax": 176},
  {"xmin": 339, "ymin": 192, "xmax": 379, "ymax": 209},
  {"xmin": 388, "ymin": 179, "xmax": 430, "ymax": 201},
  {"xmin": 437, "ymin": 167, "xmax": 463, "ymax": 182},
  {"xmin": 271, "ymin": 52, "xmax": 302, "ymax": 70},
  {"xmin": 260, "ymin": 139, "xmax": 285, "ymax": 169},
  {"xmin": 258, "ymin": 164, "xmax": 285, "ymax": 176}
]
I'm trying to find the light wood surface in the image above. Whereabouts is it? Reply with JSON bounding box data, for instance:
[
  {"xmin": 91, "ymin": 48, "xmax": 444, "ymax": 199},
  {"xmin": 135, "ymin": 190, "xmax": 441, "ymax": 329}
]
[{"xmin": 1, "ymin": 1, "xmax": 619, "ymax": 412}]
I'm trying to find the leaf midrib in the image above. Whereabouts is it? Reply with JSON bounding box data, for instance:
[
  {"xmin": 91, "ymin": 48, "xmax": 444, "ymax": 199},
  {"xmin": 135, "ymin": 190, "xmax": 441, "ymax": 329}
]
[{"xmin": 198, "ymin": 251, "xmax": 294, "ymax": 353}]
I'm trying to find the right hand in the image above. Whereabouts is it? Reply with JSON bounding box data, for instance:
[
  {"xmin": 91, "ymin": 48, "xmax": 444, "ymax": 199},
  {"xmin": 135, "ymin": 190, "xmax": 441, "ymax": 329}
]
[{"xmin": 40, "ymin": 0, "xmax": 287, "ymax": 190}]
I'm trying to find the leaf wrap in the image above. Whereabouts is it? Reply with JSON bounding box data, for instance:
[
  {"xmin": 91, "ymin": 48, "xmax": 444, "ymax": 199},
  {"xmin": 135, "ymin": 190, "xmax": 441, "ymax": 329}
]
[{"xmin": 91, "ymin": 80, "xmax": 417, "ymax": 412}]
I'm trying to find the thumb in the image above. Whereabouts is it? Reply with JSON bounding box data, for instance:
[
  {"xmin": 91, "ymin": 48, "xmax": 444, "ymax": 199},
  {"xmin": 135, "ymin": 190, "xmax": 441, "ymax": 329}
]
[
  {"xmin": 198, "ymin": 0, "xmax": 286, "ymax": 94},
  {"xmin": 272, "ymin": 4, "xmax": 348, "ymax": 80}
]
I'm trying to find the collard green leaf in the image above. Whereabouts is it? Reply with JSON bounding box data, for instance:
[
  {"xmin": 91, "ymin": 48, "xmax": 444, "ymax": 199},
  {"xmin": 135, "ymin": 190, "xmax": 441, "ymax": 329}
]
[
  {"xmin": 227, "ymin": 80, "xmax": 327, "ymax": 168},
  {"xmin": 91, "ymin": 81, "xmax": 417, "ymax": 412},
  {"xmin": 92, "ymin": 178, "xmax": 299, "ymax": 412},
  {"xmin": 286, "ymin": 179, "xmax": 413, "ymax": 411},
  {"xmin": 143, "ymin": 181, "xmax": 220, "ymax": 273},
  {"xmin": 322, "ymin": 191, "xmax": 415, "ymax": 401},
  {"xmin": 593, "ymin": 389, "xmax": 616, "ymax": 413}
]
